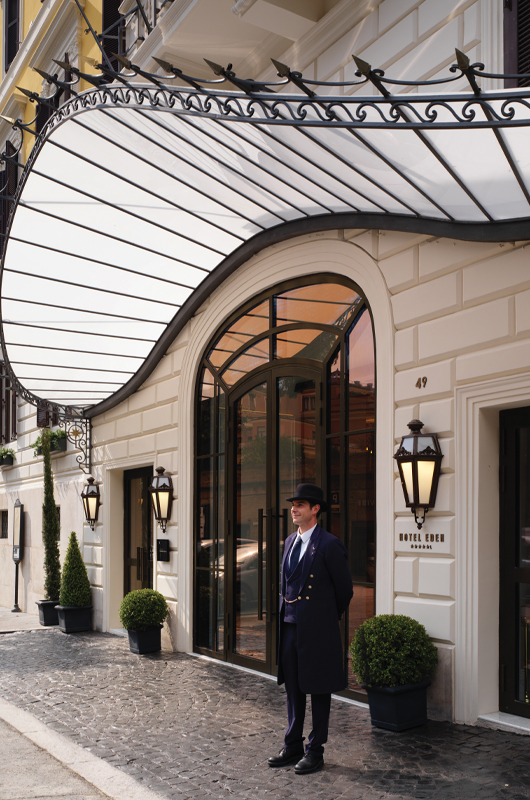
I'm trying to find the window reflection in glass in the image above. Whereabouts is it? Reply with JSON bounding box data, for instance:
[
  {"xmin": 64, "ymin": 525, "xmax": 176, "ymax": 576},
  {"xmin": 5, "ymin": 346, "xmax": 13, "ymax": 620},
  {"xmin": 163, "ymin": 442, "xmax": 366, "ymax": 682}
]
[
  {"xmin": 347, "ymin": 308, "xmax": 375, "ymax": 432},
  {"xmin": 348, "ymin": 432, "xmax": 375, "ymax": 583},
  {"xmin": 518, "ymin": 583, "xmax": 530, "ymax": 704},
  {"xmin": 235, "ymin": 382, "xmax": 267, "ymax": 662},
  {"xmin": 347, "ymin": 587, "xmax": 375, "ymax": 691},
  {"xmin": 519, "ymin": 429, "xmax": 530, "ymax": 569},
  {"xmin": 198, "ymin": 368, "xmax": 215, "ymax": 456},
  {"xmin": 328, "ymin": 349, "xmax": 341, "ymax": 436},
  {"xmin": 209, "ymin": 300, "xmax": 269, "ymax": 369},
  {"xmin": 275, "ymin": 329, "xmax": 338, "ymax": 361},
  {"xmin": 275, "ymin": 284, "xmax": 361, "ymax": 328},
  {"xmin": 327, "ymin": 437, "xmax": 340, "ymax": 539},
  {"xmin": 221, "ymin": 339, "xmax": 269, "ymax": 387}
]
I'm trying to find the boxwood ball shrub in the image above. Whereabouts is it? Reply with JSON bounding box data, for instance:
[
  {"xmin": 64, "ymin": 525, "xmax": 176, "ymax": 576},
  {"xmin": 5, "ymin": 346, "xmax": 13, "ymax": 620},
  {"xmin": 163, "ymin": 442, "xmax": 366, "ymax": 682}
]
[
  {"xmin": 59, "ymin": 532, "xmax": 92, "ymax": 607},
  {"xmin": 119, "ymin": 589, "xmax": 169, "ymax": 631},
  {"xmin": 350, "ymin": 614, "xmax": 438, "ymax": 688}
]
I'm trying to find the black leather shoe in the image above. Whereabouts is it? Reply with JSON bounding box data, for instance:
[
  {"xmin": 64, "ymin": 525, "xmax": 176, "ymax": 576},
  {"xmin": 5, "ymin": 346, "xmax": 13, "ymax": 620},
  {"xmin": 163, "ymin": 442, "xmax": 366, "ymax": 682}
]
[
  {"xmin": 294, "ymin": 752, "xmax": 324, "ymax": 774},
  {"xmin": 268, "ymin": 747, "xmax": 304, "ymax": 767}
]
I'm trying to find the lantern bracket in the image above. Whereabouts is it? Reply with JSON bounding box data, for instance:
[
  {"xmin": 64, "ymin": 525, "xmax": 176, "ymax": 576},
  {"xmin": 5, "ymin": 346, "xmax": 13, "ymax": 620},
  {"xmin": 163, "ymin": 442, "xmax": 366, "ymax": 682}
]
[{"xmin": 59, "ymin": 417, "xmax": 91, "ymax": 474}]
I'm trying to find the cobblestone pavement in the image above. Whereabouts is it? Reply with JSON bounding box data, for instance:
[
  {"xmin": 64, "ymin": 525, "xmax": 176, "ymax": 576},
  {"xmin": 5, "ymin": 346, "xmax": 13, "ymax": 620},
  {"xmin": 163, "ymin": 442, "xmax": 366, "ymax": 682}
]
[{"xmin": 0, "ymin": 629, "xmax": 528, "ymax": 800}]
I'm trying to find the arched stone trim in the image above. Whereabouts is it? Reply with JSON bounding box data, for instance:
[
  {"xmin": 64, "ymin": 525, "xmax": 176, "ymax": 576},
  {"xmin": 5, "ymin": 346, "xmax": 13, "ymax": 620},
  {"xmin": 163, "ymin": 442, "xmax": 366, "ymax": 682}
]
[{"xmin": 174, "ymin": 232, "xmax": 395, "ymax": 653}]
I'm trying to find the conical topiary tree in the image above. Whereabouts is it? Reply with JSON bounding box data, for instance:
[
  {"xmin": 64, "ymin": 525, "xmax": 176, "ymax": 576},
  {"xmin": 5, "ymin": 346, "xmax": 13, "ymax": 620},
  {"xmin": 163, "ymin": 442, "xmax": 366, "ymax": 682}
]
[
  {"xmin": 59, "ymin": 532, "xmax": 92, "ymax": 607},
  {"xmin": 42, "ymin": 428, "xmax": 61, "ymax": 601}
]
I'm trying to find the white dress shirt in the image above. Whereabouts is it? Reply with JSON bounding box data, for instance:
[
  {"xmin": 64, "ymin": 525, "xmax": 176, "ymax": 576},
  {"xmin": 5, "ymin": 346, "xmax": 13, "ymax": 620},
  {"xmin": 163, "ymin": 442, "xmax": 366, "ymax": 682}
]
[{"xmin": 289, "ymin": 523, "xmax": 317, "ymax": 569}]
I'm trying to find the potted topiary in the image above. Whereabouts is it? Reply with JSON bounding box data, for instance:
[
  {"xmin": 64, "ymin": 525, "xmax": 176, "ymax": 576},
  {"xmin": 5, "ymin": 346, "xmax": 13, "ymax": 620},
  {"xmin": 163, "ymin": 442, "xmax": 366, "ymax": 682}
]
[
  {"xmin": 56, "ymin": 532, "xmax": 92, "ymax": 633},
  {"xmin": 350, "ymin": 614, "xmax": 438, "ymax": 732},
  {"xmin": 35, "ymin": 430, "xmax": 61, "ymax": 626},
  {"xmin": 119, "ymin": 589, "xmax": 169, "ymax": 654}
]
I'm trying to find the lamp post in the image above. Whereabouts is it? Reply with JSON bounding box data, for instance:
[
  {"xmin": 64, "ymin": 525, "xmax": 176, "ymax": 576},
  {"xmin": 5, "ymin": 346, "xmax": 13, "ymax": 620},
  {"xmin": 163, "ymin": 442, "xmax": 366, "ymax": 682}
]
[
  {"xmin": 394, "ymin": 420, "xmax": 443, "ymax": 530},
  {"xmin": 149, "ymin": 467, "xmax": 173, "ymax": 533},
  {"xmin": 81, "ymin": 477, "xmax": 100, "ymax": 530},
  {"xmin": 12, "ymin": 499, "xmax": 24, "ymax": 612}
]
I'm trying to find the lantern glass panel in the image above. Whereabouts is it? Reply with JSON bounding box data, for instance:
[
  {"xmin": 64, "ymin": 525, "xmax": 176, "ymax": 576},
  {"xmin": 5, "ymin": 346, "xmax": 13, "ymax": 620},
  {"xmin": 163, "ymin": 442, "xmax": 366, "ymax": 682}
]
[
  {"xmin": 418, "ymin": 460, "xmax": 436, "ymax": 505},
  {"xmin": 401, "ymin": 436, "xmax": 414, "ymax": 454},
  {"xmin": 401, "ymin": 461, "xmax": 414, "ymax": 504},
  {"xmin": 416, "ymin": 436, "xmax": 435, "ymax": 454},
  {"xmin": 157, "ymin": 490, "xmax": 170, "ymax": 520},
  {"xmin": 87, "ymin": 495, "xmax": 98, "ymax": 520}
]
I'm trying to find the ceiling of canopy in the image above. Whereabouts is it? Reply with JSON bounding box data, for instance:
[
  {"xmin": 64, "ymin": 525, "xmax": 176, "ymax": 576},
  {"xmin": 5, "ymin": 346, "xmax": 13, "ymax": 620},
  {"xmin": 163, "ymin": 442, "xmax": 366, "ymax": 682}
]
[{"xmin": 3, "ymin": 75, "xmax": 530, "ymax": 418}]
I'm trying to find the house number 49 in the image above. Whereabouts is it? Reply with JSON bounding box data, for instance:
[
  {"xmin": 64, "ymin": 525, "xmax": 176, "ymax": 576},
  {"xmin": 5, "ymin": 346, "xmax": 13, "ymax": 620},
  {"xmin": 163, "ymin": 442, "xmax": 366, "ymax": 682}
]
[{"xmin": 415, "ymin": 377, "xmax": 428, "ymax": 389}]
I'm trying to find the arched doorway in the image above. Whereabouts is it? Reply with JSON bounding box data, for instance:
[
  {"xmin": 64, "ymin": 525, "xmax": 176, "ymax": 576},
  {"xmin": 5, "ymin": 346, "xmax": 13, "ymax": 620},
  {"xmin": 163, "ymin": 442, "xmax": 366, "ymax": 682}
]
[{"xmin": 194, "ymin": 275, "xmax": 375, "ymax": 700}]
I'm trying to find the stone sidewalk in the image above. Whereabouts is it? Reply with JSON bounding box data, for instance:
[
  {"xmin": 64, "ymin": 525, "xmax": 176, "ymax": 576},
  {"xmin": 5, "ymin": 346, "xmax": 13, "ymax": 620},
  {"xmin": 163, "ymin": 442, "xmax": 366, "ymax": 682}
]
[{"xmin": 0, "ymin": 628, "xmax": 528, "ymax": 800}]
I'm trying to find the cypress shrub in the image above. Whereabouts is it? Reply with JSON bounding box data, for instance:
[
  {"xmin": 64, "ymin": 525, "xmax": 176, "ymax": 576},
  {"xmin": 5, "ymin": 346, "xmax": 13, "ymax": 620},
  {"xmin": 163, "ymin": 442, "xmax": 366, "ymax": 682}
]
[
  {"xmin": 42, "ymin": 429, "xmax": 61, "ymax": 600},
  {"xmin": 59, "ymin": 532, "xmax": 92, "ymax": 607},
  {"xmin": 350, "ymin": 614, "xmax": 438, "ymax": 688},
  {"xmin": 119, "ymin": 589, "xmax": 169, "ymax": 631}
]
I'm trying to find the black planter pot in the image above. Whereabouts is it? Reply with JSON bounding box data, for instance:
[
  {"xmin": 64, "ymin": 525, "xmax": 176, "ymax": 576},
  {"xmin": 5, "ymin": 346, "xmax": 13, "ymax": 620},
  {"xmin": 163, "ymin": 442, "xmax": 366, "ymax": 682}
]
[
  {"xmin": 127, "ymin": 626, "xmax": 162, "ymax": 654},
  {"xmin": 36, "ymin": 599, "xmax": 59, "ymax": 626},
  {"xmin": 364, "ymin": 680, "xmax": 431, "ymax": 732},
  {"xmin": 0, "ymin": 455, "xmax": 14, "ymax": 466},
  {"xmin": 53, "ymin": 438, "xmax": 67, "ymax": 452},
  {"xmin": 56, "ymin": 605, "xmax": 92, "ymax": 633}
]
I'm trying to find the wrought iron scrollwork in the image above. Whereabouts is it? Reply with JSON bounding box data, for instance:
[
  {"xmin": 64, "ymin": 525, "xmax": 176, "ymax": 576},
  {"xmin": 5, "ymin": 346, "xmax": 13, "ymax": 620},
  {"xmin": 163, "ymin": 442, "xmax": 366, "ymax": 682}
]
[{"xmin": 59, "ymin": 417, "xmax": 91, "ymax": 475}]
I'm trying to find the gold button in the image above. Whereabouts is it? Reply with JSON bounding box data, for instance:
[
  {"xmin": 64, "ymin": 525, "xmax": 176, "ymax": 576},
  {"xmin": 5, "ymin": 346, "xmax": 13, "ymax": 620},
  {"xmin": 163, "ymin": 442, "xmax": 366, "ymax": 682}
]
[
  {"xmin": 310, "ymin": 574, "xmax": 314, "ymax": 578},
  {"xmin": 306, "ymin": 596, "xmax": 309, "ymax": 600},
  {"xmin": 298, "ymin": 596, "xmax": 301, "ymax": 600},
  {"xmin": 308, "ymin": 585, "xmax": 312, "ymax": 589}
]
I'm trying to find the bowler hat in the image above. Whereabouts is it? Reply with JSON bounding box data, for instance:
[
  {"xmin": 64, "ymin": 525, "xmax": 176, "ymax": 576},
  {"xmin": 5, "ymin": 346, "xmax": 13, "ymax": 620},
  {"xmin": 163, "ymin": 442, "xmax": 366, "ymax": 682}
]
[{"xmin": 286, "ymin": 483, "xmax": 327, "ymax": 511}]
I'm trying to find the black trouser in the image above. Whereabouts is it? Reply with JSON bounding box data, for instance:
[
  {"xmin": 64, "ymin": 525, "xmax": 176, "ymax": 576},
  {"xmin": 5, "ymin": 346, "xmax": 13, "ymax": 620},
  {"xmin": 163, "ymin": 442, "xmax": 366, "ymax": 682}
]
[{"xmin": 280, "ymin": 622, "xmax": 331, "ymax": 756}]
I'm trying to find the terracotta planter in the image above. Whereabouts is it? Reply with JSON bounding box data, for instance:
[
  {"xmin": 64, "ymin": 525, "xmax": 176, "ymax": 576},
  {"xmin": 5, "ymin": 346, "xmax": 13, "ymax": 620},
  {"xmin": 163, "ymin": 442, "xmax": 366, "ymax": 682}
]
[
  {"xmin": 56, "ymin": 605, "xmax": 92, "ymax": 633},
  {"xmin": 364, "ymin": 680, "xmax": 431, "ymax": 732},
  {"xmin": 36, "ymin": 599, "xmax": 59, "ymax": 626},
  {"xmin": 127, "ymin": 626, "xmax": 162, "ymax": 654}
]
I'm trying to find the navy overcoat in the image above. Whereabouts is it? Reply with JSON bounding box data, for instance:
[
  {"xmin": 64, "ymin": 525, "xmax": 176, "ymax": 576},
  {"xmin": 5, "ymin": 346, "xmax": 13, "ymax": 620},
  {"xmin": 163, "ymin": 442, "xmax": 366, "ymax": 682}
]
[{"xmin": 278, "ymin": 524, "xmax": 354, "ymax": 695}]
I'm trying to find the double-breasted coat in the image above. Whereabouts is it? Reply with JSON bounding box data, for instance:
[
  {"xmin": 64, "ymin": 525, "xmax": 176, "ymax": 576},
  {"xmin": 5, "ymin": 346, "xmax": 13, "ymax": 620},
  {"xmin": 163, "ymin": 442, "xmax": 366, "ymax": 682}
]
[{"xmin": 278, "ymin": 524, "xmax": 354, "ymax": 695}]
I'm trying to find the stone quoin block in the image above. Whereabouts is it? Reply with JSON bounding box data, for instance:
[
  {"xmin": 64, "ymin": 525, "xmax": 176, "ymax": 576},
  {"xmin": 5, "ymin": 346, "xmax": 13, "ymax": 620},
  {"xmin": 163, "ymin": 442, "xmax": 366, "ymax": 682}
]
[
  {"xmin": 395, "ymin": 516, "xmax": 455, "ymax": 557},
  {"xmin": 379, "ymin": 247, "xmax": 417, "ymax": 294},
  {"xmin": 418, "ymin": 558, "xmax": 455, "ymax": 598},
  {"xmin": 392, "ymin": 271, "xmax": 461, "ymax": 328},
  {"xmin": 455, "ymin": 338, "xmax": 530, "ymax": 383},
  {"xmin": 418, "ymin": 397, "xmax": 454, "ymax": 438},
  {"xmin": 394, "ymin": 556, "xmax": 419, "ymax": 595},
  {"xmin": 463, "ymin": 246, "xmax": 530, "ymax": 305},
  {"xmin": 394, "ymin": 595, "xmax": 455, "ymax": 642},
  {"xmin": 395, "ymin": 326, "xmax": 418, "ymax": 369},
  {"xmin": 418, "ymin": 297, "xmax": 513, "ymax": 361},
  {"xmin": 143, "ymin": 403, "xmax": 173, "ymax": 432},
  {"xmin": 395, "ymin": 359, "xmax": 455, "ymax": 405}
]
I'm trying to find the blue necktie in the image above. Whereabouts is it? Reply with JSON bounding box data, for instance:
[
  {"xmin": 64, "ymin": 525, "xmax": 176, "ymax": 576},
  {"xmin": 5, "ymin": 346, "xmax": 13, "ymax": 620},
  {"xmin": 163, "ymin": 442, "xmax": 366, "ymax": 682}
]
[{"xmin": 286, "ymin": 536, "xmax": 302, "ymax": 579}]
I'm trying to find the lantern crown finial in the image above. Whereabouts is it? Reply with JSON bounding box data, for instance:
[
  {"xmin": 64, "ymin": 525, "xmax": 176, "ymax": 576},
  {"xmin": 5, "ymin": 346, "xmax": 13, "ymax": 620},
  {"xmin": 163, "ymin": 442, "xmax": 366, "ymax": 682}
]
[{"xmin": 407, "ymin": 419, "xmax": 424, "ymax": 433}]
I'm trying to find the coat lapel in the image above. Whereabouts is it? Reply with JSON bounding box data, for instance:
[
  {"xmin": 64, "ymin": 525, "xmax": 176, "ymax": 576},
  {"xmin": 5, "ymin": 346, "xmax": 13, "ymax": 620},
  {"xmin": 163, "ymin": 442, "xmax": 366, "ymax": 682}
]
[
  {"xmin": 282, "ymin": 532, "xmax": 298, "ymax": 595},
  {"xmin": 296, "ymin": 524, "xmax": 323, "ymax": 593}
]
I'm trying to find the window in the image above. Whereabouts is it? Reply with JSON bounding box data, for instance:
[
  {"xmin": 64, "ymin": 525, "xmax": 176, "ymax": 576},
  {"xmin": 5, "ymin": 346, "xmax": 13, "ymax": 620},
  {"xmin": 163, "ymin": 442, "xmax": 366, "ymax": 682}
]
[
  {"xmin": 0, "ymin": 362, "xmax": 17, "ymax": 444},
  {"xmin": 1, "ymin": 510, "xmax": 7, "ymax": 539},
  {"xmin": 35, "ymin": 56, "xmax": 73, "ymax": 135},
  {"xmin": 0, "ymin": 141, "xmax": 18, "ymax": 258},
  {"xmin": 4, "ymin": 0, "xmax": 19, "ymax": 73},
  {"xmin": 37, "ymin": 405, "xmax": 58, "ymax": 428},
  {"xmin": 504, "ymin": 0, "xmax": 530, "ymax": 87}
]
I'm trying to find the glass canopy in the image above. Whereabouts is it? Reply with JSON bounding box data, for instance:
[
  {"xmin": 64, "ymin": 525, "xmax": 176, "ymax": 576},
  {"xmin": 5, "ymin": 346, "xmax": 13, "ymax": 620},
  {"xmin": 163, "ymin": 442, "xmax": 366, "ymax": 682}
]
[{"xmin": 2, "ymin": 55, "xmax": 530, "ymax": 419}]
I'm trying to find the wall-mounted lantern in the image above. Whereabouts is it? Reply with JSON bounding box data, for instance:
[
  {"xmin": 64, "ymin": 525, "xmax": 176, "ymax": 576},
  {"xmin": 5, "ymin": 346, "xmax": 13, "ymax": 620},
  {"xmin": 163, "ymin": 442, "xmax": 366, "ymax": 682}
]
[
  {"xmin": 149, "ymin": 467, "xmax": 173, "ymax": 533},
  {"xmin": 81, "ymin": 477, "xmax": 100, "ymax": 530},
  {"xmin": 394, "ymin": 420, "xmax": 443, "ymax": 530}
]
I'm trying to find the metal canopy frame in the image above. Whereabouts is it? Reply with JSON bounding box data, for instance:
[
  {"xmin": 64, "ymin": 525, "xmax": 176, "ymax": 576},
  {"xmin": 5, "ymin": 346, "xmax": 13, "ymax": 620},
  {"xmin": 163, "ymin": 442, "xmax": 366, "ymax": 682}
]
[{"xmin": 2, "ymin": 49, "xmax": 530, "ymax": 474}]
